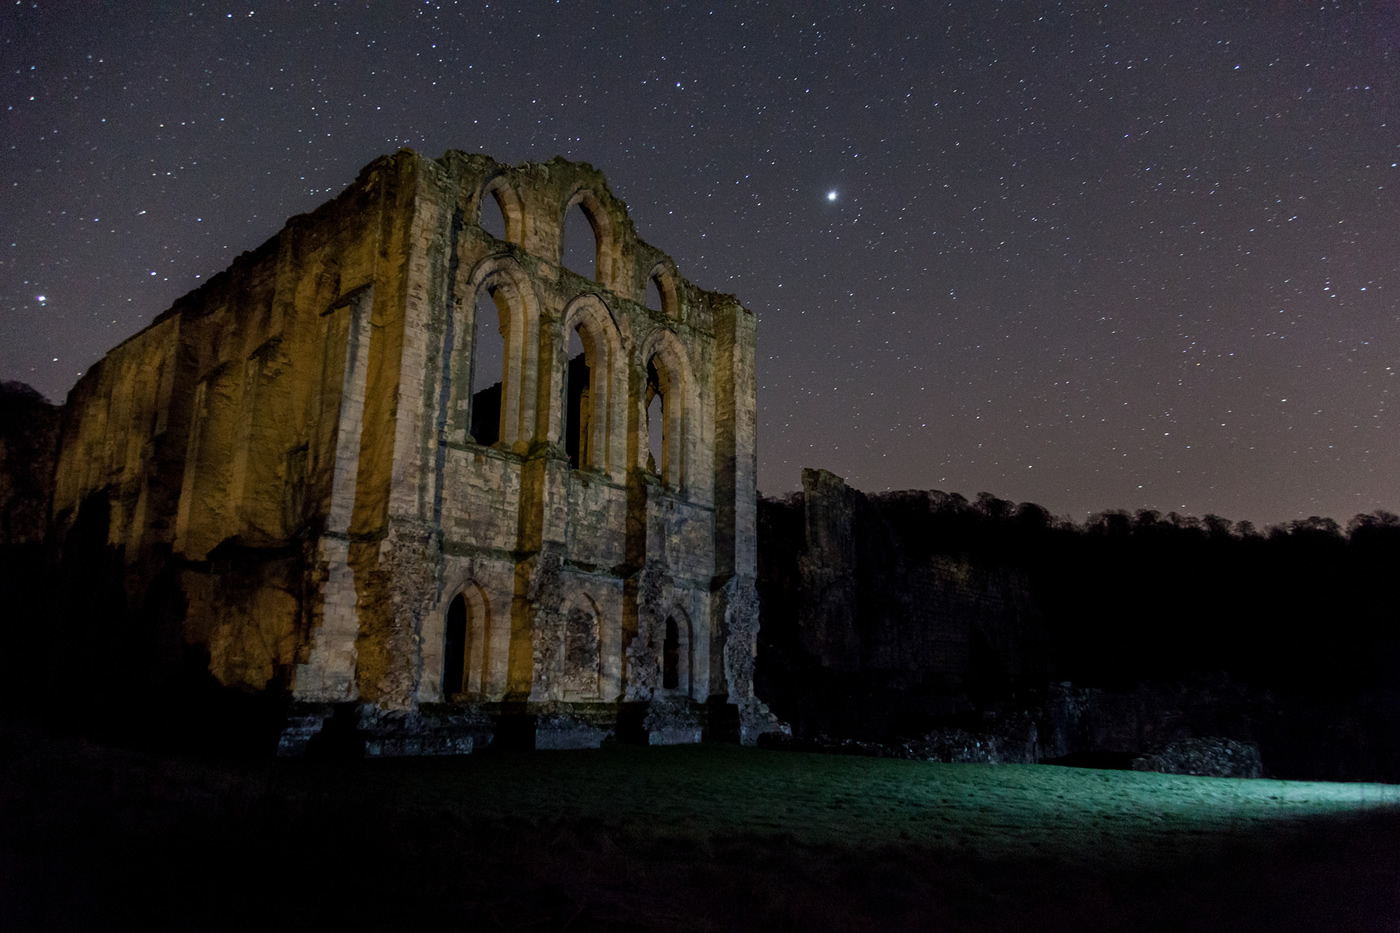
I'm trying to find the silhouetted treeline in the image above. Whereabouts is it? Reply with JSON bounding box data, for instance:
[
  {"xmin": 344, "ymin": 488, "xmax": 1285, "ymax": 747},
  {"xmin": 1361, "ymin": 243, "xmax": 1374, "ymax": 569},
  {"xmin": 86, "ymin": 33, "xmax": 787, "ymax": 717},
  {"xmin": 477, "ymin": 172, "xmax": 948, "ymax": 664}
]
[
  {"xmin": 0, "ymin": 382, "xmax": 60, "ymax": 708},
  {"xmin": 756, "ymin": 472, "xmax": 1400, "ymax": 778},
  {"xmin": 863, "ymin": 489, "xmax": 1400, "ymax": 696}
]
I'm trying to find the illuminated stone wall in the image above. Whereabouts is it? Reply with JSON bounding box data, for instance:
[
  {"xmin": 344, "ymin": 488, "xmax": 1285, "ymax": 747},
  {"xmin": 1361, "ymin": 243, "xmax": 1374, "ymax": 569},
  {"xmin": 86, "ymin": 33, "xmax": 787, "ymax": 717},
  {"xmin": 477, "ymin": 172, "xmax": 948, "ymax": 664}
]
[{"xmin": 50, "ymin": 150, "xmax": 776, "ymax": 747}]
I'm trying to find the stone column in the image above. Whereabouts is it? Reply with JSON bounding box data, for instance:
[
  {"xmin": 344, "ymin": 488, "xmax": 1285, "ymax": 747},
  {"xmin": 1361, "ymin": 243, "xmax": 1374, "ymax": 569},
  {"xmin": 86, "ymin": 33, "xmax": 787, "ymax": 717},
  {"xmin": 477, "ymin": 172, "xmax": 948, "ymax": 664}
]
[{"xmin": 293, "ymin": 286, "xmax": 374, "ymax": 700}]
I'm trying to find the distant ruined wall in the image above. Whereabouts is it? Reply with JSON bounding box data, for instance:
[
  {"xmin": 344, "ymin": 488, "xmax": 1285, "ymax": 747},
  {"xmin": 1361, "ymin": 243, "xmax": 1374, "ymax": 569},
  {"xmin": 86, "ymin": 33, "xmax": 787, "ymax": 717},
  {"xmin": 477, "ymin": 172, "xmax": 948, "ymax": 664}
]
[
  {"xmin": 47, "ymin": 150, "xmax": 770, "ymax": 746},
  {"xmin": 755, "ymin": 468, "xmax": 1400, "ymax": 780},
  {"xmin": 756, "ymin": 468, "xmax": 1049, "ymax": 738}
]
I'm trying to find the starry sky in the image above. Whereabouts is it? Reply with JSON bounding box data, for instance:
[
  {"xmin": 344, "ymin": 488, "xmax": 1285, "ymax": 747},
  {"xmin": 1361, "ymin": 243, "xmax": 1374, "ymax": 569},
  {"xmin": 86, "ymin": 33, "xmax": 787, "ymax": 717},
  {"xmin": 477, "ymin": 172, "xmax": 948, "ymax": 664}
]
[{"xmin": 3, "ymin": 2, "xmax": 1397, "ymax": 526}]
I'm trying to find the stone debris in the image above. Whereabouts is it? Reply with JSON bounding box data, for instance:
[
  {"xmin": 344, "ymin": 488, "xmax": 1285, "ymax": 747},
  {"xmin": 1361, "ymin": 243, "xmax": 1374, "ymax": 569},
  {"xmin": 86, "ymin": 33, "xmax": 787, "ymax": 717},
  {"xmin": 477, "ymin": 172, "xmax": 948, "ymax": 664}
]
[{"xmin": 1132, "ymin": 737, "xmax": 1264, "ymax": 779}]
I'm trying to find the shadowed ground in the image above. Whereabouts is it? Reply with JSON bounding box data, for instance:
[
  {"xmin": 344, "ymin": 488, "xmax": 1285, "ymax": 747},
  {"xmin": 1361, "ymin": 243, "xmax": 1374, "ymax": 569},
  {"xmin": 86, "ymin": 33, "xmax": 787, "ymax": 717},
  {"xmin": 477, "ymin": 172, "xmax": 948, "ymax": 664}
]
[{"xmin": 2, "ymin": 726, "xmax": 1398, "ymax": 931}]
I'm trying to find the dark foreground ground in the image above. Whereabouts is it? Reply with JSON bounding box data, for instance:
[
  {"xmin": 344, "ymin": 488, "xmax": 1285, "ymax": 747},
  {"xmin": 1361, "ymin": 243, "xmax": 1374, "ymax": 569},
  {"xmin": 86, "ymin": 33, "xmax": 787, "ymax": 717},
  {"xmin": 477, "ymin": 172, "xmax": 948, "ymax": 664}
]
[{"xmin": 2, "ymin": 725, "xmax": 1398, "ymax": 932}]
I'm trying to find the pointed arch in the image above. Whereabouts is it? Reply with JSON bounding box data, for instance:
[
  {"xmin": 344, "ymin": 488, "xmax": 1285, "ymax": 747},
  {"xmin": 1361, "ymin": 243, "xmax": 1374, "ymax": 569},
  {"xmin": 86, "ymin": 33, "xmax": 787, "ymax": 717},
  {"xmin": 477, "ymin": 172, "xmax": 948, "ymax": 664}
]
[
  {"xmin": 558, "ymin": 295, "xmax": 625, "ymax": 477},
  {"xmin": 560, "ymin": 187, "xmax": 618, "ymax": 290},
  {"xmin": 442, "ymin": 582, "xmax": 490, "ymax": 698},
  {"xmin": 639, "ymin": 328, "xmax": 699, "ymax": 491},
  {"xmin": 478, "ymin": 174, "xmax": 525, "ymax": 245},
  {"xmin": 559, "ymin": 593, "xmax": 603, "ymax": 700},
  {"xmin": 452, "ymin": 255, "xmax": 543, "ymax": 451},
  {"xmin": 661, "ymin": 607, "xmax": 693, "ymax": 697},
  {"xmin": 646, "ymin": 260, "xmax": 681, "ymax": 321}
]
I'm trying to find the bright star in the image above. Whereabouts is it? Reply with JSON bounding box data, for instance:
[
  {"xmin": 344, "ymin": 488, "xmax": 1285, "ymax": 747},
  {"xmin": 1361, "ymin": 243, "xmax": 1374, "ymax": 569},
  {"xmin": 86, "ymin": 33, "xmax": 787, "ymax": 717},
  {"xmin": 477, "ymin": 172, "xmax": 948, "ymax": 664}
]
[{"xmin": 827, "ymin": 190, "xmax": 838, "ymax": 201}]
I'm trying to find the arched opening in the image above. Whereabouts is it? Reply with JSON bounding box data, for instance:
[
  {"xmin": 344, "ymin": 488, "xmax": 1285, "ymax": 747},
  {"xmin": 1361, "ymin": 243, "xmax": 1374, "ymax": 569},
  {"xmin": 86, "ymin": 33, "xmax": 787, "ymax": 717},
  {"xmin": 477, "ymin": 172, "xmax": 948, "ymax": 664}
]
[
  {"xmin": 442, "ymin": 584, "xmax": 490, "ymax": 698},
  {"xmin": 564, "ymin": 327, "xmax": 590, "ymax": 469},
  {"xmin": 480, "ymin": 188, "xmax": 507, "ymax": 240},
  {"xmin": 647, "ymin": 265, "xmax": 679, "ymax": 319},
  {"xmin": 645, "ymin": 359, "xmax": 665, "ymax": 479},
  {"xmin": 663, "ymin": 617, "xmax": 680, "ymax": 690},
  {"xmin": 443, "ymin": 593, "xmax": 469, "ymax": 698},
  {"xmin": 562, "ymin": 202, "xmax": 598, "ymax": 281},
  {"xmin": 470, "ymin": 287, "xmax": 505, "ymax": 445},
  {"xmin": 458, "ymin": 257, "xmax": 540, "ymax": 453},
  {"xmin": 560, "ymin": 297, "xmax": 620, "ymax": 475},
  {"xmin": 477, "ymin": 176, "xmax": 525, "ymax": 245},
  {"xmin": 642, "ymin": 334, "xmax": 691, "ymax": 489}
]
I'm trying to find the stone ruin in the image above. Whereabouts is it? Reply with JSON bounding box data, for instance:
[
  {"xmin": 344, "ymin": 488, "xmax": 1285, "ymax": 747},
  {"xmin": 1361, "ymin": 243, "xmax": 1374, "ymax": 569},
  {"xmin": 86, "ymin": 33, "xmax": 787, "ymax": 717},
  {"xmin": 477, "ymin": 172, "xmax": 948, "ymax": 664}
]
[{"xmin": 48, "ymin": 150, "xmax": 779, "ymax": 752}]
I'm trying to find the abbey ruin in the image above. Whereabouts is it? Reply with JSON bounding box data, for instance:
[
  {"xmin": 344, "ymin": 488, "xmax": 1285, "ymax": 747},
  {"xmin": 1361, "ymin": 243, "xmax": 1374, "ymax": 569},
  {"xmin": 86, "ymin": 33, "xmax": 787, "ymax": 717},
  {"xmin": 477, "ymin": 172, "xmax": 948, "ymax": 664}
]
[
  {"xmin": 9, "ymin": 149, "xmax": 1399, "ymax": 779},
  {"xmin": 47, "ymin": 150, "xmax": 772, "ymax": 752}
]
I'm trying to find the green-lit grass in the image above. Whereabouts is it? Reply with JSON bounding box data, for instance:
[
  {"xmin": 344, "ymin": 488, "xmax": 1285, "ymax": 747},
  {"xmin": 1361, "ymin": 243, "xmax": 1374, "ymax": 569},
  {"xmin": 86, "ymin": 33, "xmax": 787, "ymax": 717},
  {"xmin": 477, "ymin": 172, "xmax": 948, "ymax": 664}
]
[
  {"xmin": 373, "ymin": 744, "xmax": 1400, "ymax": 860},
  {"xmin": 4, "ymin": 730, "xmax": 1398, "ymax": 931}
]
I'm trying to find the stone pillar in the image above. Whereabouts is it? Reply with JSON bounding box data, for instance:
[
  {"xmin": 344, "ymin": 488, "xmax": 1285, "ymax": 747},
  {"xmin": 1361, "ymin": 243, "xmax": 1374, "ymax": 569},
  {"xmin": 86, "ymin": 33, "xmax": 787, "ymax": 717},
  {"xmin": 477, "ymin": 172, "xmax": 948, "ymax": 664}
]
[
  {"xmin": 293, "ymin": 286, "xmax": 373, "ymax": 700},
  {"xmin": 712, "ymin": 298, "xmax": 759, "ymax": 581}
]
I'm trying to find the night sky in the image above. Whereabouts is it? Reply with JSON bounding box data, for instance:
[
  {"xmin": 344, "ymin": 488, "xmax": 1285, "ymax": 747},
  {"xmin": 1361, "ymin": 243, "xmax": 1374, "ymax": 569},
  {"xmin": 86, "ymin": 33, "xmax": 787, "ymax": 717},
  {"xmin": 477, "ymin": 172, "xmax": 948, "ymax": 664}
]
[{"xmin": 3, "ymin": 2, "xmax": 1396, "ymax": 526}]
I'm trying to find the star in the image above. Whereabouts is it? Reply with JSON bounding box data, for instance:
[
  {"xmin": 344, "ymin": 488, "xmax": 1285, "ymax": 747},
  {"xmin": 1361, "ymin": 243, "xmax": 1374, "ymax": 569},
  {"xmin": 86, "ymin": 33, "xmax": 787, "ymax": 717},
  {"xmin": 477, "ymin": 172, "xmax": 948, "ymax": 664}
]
[{"xmin": 0, "ymin": 3, "xmax": 1392, "ymax": 527}]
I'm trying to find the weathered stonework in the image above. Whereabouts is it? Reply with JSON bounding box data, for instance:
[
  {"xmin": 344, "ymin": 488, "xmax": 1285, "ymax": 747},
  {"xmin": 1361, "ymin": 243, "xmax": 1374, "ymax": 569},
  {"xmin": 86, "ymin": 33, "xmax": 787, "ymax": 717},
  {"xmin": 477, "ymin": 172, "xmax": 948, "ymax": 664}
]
[
  {"xmin": 50, "ymin": 150, "xmax": 769, "ymax": 750},
  {"xmin": 756, "ymin": 469, "xmax": 1050, "ymax": 739}
]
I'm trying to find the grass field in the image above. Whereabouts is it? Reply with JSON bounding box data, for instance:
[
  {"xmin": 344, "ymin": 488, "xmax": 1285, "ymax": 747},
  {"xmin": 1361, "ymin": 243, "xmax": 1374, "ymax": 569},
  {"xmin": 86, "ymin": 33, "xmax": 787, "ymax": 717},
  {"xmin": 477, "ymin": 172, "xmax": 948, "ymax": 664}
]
[{"xmin": 3, "ymin": 726, "xmax": 1398, "ymax": 931}]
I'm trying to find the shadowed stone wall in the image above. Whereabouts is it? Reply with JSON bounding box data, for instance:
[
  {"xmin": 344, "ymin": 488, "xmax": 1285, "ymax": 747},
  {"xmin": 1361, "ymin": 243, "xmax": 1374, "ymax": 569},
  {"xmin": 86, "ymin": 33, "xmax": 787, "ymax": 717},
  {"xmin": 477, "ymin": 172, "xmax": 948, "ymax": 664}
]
[
  {"xmin": 755, "ymin": 468, "xmax": 1400, "ymax": 781},
  {"xmin": 756, "ymin": 468, "xmax": 1050, "ymax": 739}
]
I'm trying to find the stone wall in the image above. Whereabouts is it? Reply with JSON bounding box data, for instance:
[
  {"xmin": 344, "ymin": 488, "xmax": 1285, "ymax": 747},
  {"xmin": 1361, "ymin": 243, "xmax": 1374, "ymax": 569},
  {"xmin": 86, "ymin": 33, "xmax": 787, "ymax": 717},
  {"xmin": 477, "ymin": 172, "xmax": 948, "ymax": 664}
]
[
  {"xmin": 756, "ymin": 468, "xmax": 1049, "ymax": 739},
  {"xmin": 754, "ymin": 468, "xmax": 1400, "ymax": 781},
  {"xmin": 47, "ymin": 150, "xmax": 771, "ymax": 750}
]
